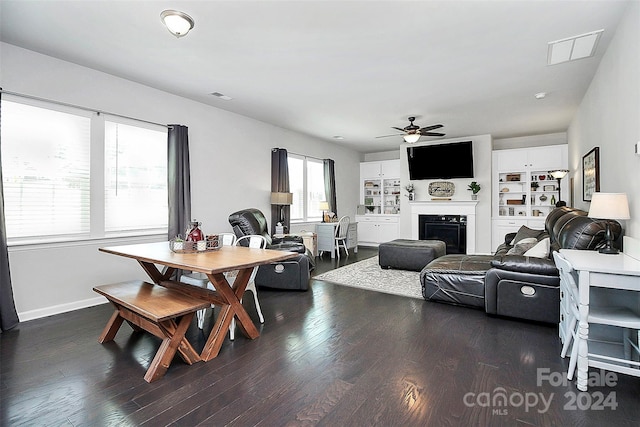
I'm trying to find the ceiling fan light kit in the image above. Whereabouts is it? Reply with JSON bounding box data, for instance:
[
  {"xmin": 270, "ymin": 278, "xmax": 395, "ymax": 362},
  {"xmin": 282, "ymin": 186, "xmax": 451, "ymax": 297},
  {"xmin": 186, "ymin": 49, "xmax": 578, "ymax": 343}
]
[{"xmin": 378, "ymin": 117, "xmax": 445, "ymax": 143}]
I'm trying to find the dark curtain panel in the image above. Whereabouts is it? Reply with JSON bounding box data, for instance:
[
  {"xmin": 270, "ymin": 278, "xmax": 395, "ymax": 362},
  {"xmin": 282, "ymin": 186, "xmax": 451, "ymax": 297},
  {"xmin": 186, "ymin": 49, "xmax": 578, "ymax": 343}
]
[
  {"xmin": 0, "ymin": 91, "xmax": 20, "ymax": 332},
  {"xmin": 168, "ymin": 125, "xmax": 191, "ymax": 240},
  {"xmin": 323, "ymin": 159, "xmax": 337, "ymax": 215},
  {"xmin": 271, "ymin": 148, "xmax": 290, "ymax": 235}
]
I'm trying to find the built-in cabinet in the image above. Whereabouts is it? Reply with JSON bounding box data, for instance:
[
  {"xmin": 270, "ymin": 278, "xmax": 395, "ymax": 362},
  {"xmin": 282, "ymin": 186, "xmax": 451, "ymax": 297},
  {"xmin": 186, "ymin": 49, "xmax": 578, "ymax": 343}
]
[
  {"xmin": 492, "ymin": 145, "xmax": 568, "ymax": 248},
  {"xmin": 358, "ymin": 159, "xmax": 401, "ymax": 245},
  {"xmin": 356, "ymin": 215, "xmax": 399, "ymax": 245},
  {"xmin": 360, "ymin": 160, "xmax": 401, "ymax": 215}
]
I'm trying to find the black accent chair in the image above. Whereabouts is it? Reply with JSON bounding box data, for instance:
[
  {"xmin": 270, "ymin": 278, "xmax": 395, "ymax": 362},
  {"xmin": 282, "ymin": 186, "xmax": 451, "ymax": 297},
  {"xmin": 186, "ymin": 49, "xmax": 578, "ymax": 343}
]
[{"xmin": 228, "ymin": 208, "xmax": 314, "ymax": 290}]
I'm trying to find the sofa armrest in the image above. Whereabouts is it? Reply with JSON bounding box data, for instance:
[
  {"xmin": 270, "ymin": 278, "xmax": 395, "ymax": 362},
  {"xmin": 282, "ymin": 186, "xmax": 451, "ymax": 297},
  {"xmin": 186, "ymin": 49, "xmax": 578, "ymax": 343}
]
[
  {"xmin": 272, "ymin": 235, "xmax": 303, "ymax": 245},
  {"xmin": 490, "ymin": 255, "xmax": 558, "ymax": 276}
]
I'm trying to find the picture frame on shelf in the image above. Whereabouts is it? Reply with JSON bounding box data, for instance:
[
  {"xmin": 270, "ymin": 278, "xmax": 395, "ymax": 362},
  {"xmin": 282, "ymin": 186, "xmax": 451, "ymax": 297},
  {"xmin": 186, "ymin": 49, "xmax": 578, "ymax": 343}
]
[
  {"xmin": 582, "ymin": 147, "xmax": 600, "ymax": 201},
  {"xmin": 543, "ymin": 185, "xmax": 555, "ymax": 191}
]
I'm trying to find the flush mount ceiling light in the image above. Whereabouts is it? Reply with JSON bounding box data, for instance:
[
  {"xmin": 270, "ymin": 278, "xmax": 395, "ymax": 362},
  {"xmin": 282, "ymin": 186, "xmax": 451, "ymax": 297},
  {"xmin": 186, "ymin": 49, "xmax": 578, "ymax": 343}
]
[
  {"xmin": 210, "ymin": 92, "xmax": 233, "ymax": 101},
  {"xmin": 161, "ymin": 10, "xmax": 195, "ymax": 38},
  {"xmin": 535, "ymin": 92, "xmax": 547, "ymax": 99},
  {"xmin": 547, "ymin": 29, "xmax": 603, "ymax": 65}
]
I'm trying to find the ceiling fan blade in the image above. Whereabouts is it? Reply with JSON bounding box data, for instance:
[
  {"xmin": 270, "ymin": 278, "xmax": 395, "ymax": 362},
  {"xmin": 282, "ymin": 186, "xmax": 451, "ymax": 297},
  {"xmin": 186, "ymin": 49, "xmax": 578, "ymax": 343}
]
[
  {"xmin": 375, "ymin": 133, "xmax": 404, "ymax": 139},
  {"xmin": 419, "ymin": 124, "xmax": 444, "ymax": 132},
  {"xmin": 391, "ymin": 127, "xmax": 408, "ymax": 133},
  {"xmin": 421, "ymin": 132, "xmax": 446, "ymax": 137}
]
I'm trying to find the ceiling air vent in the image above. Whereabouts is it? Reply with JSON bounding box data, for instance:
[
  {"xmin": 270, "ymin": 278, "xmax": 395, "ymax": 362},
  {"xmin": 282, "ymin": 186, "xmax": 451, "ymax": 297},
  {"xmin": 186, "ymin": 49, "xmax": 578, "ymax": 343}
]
[{"xmin": 547, "ymin": 29, "xmax": 603, "ymax": 65}]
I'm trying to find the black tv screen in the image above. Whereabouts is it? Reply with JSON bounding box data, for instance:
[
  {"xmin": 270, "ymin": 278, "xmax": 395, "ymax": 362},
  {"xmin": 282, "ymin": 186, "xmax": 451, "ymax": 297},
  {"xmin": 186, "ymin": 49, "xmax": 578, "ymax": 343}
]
[{"xmin": 407, "ymin": 141, "xmax": 474, "ymax": 180}]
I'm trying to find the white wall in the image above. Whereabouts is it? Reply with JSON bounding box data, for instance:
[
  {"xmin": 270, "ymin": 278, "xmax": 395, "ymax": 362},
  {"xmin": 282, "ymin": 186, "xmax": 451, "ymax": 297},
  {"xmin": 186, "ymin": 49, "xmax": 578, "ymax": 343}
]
[
  {"xmin": 567, "ymin": 0, "xmax": 639, "ymax": 239},
  {"xmin": 1, "ymin": 43, "xmax": 361, "ymax": 320},
  {"xmin": 397, "ymin": 135, "xmax": 493, "ymax": 254}
]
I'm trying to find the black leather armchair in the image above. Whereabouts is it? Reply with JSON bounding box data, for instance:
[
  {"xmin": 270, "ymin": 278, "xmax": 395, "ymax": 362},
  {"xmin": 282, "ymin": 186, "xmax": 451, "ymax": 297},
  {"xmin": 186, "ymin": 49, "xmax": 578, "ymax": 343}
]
[{"xmin": 228, "ymin": 208, "xmax": 315, "ymax": 290}]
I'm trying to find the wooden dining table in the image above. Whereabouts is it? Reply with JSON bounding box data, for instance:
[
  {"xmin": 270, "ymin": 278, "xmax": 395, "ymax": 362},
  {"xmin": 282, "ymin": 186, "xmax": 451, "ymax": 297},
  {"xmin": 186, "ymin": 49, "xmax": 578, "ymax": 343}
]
[{"xmin": 99, "ymin": 241, "xmax": 298, "ymax": 361}]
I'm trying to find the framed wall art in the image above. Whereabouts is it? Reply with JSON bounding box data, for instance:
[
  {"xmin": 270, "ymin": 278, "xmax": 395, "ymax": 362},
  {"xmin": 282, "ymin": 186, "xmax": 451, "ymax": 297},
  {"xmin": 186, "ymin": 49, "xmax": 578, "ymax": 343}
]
[{"xmin": 582, "ymin": 147, "xmax": 600, "ymax": 201}]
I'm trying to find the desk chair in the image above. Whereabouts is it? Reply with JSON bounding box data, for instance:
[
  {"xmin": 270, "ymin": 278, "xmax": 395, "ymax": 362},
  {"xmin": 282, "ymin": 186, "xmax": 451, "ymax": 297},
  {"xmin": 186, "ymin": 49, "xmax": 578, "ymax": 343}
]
[
  {"xmin": 334, "ymin": 215, "xmax": 350, "ymax": 260},
  {"xmin": 553, "ymin": 252, "xmax": 640, "ymax": 381}
]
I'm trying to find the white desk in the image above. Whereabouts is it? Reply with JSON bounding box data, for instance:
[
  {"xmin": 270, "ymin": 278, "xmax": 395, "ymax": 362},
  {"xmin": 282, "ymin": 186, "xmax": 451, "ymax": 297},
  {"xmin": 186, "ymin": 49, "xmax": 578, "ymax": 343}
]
[
  {"xmin": 559, "ymin": 249, "xmax": 640, "ymax": 391},
  {"xmin": 316, "ymin": 222, "xmax": 358, "ymax": 258}
]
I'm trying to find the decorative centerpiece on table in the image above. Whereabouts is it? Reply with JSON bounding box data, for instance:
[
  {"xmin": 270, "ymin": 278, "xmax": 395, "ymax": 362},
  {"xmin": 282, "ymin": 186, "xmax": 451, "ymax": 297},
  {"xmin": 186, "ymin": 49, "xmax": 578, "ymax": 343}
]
[
  {"xmin": 467, "ymin": 181, "xmax": 481, "ymax": 200},
  {"xmin": 405, "ymin": 183, "xmax": 415, "ymax": 201}
]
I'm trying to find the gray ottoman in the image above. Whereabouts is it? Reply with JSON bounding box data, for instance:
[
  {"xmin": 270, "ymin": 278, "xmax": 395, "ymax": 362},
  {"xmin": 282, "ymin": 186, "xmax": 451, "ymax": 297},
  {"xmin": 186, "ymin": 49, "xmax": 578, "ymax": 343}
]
[{"xmin": 379, "ymin": 239, "xmax": 446, "ymax": 272}]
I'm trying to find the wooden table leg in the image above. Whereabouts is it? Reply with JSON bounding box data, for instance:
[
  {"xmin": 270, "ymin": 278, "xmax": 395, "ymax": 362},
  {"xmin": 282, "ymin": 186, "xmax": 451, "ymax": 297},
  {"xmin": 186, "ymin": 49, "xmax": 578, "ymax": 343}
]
[{"xmin": 200, "ymin": 269, "xmax": 259, "ymax": 361}]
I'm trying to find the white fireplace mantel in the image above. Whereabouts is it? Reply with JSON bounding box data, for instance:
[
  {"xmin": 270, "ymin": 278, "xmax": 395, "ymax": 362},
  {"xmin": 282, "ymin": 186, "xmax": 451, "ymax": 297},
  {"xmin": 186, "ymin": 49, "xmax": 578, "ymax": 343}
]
[{"xmin": 410, "ymin": 200, "xmax": 478, "ymax": 253}]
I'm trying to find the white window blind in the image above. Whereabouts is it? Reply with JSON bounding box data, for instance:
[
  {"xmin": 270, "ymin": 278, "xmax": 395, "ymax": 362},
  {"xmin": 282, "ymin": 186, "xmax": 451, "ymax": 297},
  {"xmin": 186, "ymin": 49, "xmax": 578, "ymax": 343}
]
[
  {"xmin": 287, "ymin": 154, "xmax": 326, "ymax": 222},
  {"xmin": 306, "ymin": 158, "xmax": 324, "ymax": 220},
  {"xmin": 104, "ymin": 120, "xmax": 168, "ymax": 233},
  {"xmin": 1, "ymin": 100, "xmax": 91, "ymax": 240}
]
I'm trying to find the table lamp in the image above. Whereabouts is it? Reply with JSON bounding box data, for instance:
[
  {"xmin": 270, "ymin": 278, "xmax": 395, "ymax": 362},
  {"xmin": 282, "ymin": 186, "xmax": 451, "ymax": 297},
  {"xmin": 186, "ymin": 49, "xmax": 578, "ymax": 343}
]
[
  {"xmin": 319, "ymin": 201, "xmax": 330, "ymax": 223},
  {"xmin": 548, "ymin": 169, "xmax": 569, "ymax": 203},
  {"xmin": 588, "ymin": 192, "xmax": 630, "ymax": 254},
  {"xmin": 270, "ymin": 192, "xmax": 293, "ymax": 224}
]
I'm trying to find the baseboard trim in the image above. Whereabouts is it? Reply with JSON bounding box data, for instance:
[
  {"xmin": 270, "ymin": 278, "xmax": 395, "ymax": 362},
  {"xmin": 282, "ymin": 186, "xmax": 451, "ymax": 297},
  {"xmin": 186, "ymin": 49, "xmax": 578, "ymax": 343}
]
[{"xmin": 18, "ymin": 296, "xmax": 108, "ymax": 322}]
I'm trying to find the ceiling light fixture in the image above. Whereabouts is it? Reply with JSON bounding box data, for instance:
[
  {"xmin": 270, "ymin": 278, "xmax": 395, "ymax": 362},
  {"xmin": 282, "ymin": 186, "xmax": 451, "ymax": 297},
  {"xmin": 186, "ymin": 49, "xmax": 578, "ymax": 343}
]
[
  {"xmin": 547, "ymin": 29, "xmax": 603, "ymax": 65},
  {"xmin": 404, "ymin": 134, "xmax": 421, "ymax": 144},
  {"xmin": 333, "ymin": 136, "xmax": 344, "ymax": 140},
  {"xmin": 160, "ymin": 10, "xmax": 195, "ymax": 38},
  {"xmin": 535, "ymin": 92, "xmax": 547, "ymax": 99}
]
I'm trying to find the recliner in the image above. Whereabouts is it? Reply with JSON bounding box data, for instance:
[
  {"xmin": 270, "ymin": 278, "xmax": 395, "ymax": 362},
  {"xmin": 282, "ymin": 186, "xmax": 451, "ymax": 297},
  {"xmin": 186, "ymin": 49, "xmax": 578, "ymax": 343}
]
[{"xmin": 228, "ymin": 208, "xmax": 314, "ymax": 290}]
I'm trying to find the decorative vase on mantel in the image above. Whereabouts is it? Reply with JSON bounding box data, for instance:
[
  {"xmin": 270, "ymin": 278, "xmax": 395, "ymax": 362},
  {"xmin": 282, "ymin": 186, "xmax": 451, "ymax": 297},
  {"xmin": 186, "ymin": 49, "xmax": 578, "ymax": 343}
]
[
  {"xmin": 471, "ymin": 194, "xmax": 478, "ymax": 201},
  {"xmin": 408, "ymin": 193, "xmax": 415, "ymax": 201}
]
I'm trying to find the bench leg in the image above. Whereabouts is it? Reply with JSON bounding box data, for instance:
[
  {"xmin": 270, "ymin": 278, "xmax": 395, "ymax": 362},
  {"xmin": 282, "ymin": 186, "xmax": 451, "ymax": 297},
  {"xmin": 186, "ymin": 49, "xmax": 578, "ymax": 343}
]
[
  {"xmin": 144, "ymin": 312, "xmax": 196, "ymax": 383},
  {"xmin": 98, "ymin": 309, "xmax": 124, "ymax": 343}
]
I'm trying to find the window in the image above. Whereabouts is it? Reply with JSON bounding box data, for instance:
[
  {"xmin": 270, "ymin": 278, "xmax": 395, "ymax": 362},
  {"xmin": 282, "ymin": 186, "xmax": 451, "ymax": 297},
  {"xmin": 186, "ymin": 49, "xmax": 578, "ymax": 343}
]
[
  {"xmin": 1, "ymin": 97, "xmax": 167, "ymax": 244},
  {"xmin": 104, "ymin": 121, "xmax": 167, "ymax": 233},
  {"xmin": 288, "ymin": 154, "xmax": 325, "ymax": 222}
]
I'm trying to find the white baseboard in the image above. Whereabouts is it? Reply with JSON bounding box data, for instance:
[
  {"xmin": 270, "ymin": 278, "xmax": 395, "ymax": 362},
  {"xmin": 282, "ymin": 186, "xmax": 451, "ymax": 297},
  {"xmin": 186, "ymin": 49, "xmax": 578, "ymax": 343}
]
[{"xmin": 18, "ymin": 296, "xmax": 108, "ymax": 322}]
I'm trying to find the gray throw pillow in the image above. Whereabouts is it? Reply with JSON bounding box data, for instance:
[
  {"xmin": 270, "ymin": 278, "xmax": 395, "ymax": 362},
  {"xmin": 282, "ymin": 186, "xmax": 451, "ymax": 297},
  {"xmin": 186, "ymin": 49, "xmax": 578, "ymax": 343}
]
[{"xmin": 509, "ymin": 225, "xmax": 545, "ymax": 245}]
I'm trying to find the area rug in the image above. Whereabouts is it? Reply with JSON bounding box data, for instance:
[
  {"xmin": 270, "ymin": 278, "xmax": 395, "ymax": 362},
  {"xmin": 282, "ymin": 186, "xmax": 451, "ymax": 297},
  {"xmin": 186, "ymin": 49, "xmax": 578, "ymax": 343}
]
[{"xmin": 313, "ymin": 256, "xmax": 423, "ymax": 299}]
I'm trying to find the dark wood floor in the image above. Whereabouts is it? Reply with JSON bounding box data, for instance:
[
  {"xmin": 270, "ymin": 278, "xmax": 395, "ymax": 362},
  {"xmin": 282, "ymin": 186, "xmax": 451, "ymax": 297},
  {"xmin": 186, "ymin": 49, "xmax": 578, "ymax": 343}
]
[{"xmin": 2, "ymin": 246, "xmax": 639, "ymax": 426}]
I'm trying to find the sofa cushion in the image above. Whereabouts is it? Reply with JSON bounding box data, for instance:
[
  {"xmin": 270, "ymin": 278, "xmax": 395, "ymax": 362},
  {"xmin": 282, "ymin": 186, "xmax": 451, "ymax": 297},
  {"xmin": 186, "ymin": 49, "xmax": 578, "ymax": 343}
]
[{"xmin": 491, "ymin": 255, "xmax": 558, "ymax": 276}]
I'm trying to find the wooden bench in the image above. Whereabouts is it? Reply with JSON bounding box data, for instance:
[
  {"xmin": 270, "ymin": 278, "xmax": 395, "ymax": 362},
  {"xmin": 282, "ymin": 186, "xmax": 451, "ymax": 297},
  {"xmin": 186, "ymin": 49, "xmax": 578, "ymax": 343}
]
[{"xmin": 93, "ymin": 280, "xmax": 209, "ymax": 382}]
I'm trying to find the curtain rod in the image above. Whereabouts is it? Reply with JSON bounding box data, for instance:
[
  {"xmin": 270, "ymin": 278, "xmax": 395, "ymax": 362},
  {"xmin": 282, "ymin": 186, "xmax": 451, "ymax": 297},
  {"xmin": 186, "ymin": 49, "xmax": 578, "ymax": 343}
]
[
  {"xmin": 284, "ymin": 150, "xmax": 325, "ymax": 162},
  {"xmin": 0, "ymin": 89, "xmax": 168, "ymax": 129}
]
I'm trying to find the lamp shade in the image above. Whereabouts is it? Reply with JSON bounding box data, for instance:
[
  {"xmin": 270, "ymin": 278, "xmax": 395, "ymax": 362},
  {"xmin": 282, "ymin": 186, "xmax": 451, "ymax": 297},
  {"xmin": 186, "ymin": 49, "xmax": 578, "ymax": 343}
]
[
  {"xmin": 319, "ymin": 201, "xmax": 330, "ymax": 210},
  {"xmin": 270, "ymin": 192, "xmax": 293, "ymax": 205},
  {"xmin": 588, "ymin": 192, "xmax": 630, "ymax": 220},
  {"xmin": 161, "ymin": 10, "xmax": 195, "ymax": 37},
  {"xmin": 548, "ymin": 169, "xmax": 569, "ymax": 180},
  {"xmin": 403, "ymin": 133, "xmax": 421, "ymax": 144}
]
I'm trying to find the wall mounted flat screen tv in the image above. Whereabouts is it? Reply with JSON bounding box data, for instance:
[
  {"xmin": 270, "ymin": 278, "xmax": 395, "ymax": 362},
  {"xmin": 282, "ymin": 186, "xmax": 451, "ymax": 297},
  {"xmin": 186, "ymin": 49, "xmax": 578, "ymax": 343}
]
[{"xmin": 407, "ymin": 141, "xmax": 474, "ymax": 180}]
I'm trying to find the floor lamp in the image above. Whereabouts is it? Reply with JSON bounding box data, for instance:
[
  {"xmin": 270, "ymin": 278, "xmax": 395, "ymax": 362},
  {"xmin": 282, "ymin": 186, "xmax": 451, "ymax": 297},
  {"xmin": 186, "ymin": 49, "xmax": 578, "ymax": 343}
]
[
  {"xmin": 588, "ymin": 192, "xmax": 630, "ymax": 254},
  {"xmin": 548, "ymin": 169, "xmax": 569, "ymax": 204}
]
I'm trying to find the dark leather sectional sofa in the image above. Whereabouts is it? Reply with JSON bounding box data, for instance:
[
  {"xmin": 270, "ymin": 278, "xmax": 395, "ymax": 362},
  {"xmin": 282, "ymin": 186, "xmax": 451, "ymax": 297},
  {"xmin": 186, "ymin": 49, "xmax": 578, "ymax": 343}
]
[{"xmin": 421, "ymin": 207, "xmax": 622, "ymax": 323}]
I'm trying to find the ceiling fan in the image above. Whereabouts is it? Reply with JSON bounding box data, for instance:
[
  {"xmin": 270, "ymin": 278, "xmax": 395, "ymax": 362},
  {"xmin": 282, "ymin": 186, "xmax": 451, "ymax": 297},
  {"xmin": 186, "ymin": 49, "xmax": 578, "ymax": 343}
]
[{"xmin": 376, "ymin": 117, "xmax": 445, "ymax": 143}]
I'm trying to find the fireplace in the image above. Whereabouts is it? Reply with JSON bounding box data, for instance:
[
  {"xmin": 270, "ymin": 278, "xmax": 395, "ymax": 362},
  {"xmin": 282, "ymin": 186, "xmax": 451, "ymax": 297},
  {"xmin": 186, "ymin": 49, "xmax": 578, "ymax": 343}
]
[
  {"xmin": 410, "ymin": 200, "xmax": 477, "ymax": 254},
  {"xmin": 419, "ymin": 215, "xmax": 467, "ymax": 254}
]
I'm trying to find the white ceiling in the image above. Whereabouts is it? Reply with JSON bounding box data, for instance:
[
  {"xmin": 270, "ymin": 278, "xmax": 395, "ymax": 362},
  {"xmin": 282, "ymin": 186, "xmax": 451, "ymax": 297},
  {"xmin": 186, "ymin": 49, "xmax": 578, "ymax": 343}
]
[{"xmin": 0, "ymin": 0, "xmax": 630, "ymax": 153}]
